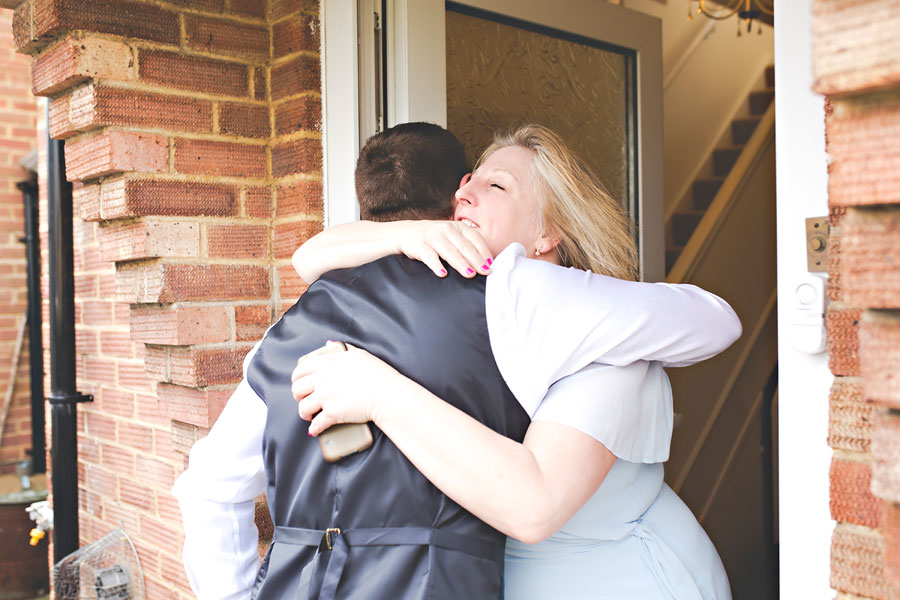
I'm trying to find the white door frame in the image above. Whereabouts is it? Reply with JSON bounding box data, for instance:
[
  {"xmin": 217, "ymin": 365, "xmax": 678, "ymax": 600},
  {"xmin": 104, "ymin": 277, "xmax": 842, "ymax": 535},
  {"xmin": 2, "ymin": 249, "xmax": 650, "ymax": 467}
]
[
  {"xmin": 384, "ymin": 0, "xmax": 449, "ymax": 128},
  {"xmin": 321, "ymin": 0, "xmax": 361, "ymax": 227},
  {"xmin": 325, "ymin": 1, "xmax": 836, "ymax": 594},
  {"xmin": 322, "ymin": 0, "xmax": 448, "ymax": 227},
  {"xmin": 774, "ymin": 0, "xmax": 835, "ymax": 596}
]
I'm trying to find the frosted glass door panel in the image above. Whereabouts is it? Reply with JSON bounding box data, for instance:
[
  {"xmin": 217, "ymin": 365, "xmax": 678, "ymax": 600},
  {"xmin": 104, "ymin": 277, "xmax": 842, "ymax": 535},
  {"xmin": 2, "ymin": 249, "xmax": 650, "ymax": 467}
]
[{"xmin": 446, "ymin": 6, "xmax": 636, "ymax": 214}]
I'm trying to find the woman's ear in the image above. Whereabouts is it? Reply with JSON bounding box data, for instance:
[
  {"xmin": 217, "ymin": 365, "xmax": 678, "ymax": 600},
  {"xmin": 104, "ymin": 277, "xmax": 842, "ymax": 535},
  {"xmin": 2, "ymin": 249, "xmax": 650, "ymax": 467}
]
[
  {"xmin": 458, "ymin": 173, "xmax": 472, "ymax": 189},
  {"xmin": 538, "ymin": 231, "xmax": 562, "ymax": 254},
  {"xmin": 533, "ymin": 231, "xmax": 562, "ymax": 258}
]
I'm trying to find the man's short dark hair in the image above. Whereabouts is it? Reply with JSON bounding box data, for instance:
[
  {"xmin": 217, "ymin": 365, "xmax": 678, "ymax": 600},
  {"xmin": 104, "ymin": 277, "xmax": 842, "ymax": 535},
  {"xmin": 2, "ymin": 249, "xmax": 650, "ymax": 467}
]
[{"xmin": 355, "ymin": 122, "xmax": 469, "ymax": 222}]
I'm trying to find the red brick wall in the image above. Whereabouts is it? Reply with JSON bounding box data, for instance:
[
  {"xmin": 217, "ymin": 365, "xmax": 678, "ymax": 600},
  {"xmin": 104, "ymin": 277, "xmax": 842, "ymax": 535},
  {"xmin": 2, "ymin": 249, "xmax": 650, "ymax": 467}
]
[
  {"xmin": 270, "ymin": 0, "xmax": 322, "ymax": 314},
  {"xmin": 814, "ymin": 1, "xmax": 900, "ymax": 597},
  {"xmin": 0, "ymin": 7, "xmax": 38, "ymax": 474},
  {"xmin": 8, "ymin": 0, "xmax": 323, "ymax": 597}
]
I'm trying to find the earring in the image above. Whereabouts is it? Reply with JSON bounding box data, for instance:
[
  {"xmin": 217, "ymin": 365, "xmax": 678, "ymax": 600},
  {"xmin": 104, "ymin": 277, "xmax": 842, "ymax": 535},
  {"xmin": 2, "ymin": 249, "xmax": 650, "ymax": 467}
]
[{"xmin": 534, "ymin": 248, "xmax": 542, "ymax": 256}]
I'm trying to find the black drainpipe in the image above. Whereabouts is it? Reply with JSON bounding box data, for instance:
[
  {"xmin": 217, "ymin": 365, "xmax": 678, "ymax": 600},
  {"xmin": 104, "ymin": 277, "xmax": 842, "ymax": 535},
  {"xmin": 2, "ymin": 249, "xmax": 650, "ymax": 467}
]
[
  {"xmin": 16, "ymin": 176, "xmax": 44, "ymax": 474},
  {"xmin": 46, "ymin": 107, "xmax": 92, "ymax": 563}
]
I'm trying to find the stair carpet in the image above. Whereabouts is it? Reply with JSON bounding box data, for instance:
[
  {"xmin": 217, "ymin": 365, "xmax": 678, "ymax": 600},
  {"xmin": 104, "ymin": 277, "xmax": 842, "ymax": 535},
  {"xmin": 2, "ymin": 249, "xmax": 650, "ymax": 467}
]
[{"xmin": 666, "ymin": 66, "xmax": 775, "ymax": 274}]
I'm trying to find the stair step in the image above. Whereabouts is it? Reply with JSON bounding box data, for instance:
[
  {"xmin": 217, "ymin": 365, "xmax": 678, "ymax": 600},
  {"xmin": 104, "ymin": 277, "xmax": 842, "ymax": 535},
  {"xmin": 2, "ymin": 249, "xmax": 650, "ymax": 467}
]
[
  {"xmin": 713, "ymin": 147, "xmax": 742, "ymax": 177},
  {"xmin": 692, "ymin": 178, "xmax": 724, "ymax": 210},
  {"xmin": 749, "ymin": 89, "xmax": 775, "ymax": 115},
  {"xmin": 731, "ymin": 117, "xmax": 761, "ymax": 145},
  {"xmin": 665, "ymin": 248, "xmax": 682, "ymax": 274},
  {"xmin": 671, "ymin": 211, "xmax": 704, "ymax": 248},
  {"xmin": 765, "ymin": 65, "xmax": 775, "ymax": 88}
]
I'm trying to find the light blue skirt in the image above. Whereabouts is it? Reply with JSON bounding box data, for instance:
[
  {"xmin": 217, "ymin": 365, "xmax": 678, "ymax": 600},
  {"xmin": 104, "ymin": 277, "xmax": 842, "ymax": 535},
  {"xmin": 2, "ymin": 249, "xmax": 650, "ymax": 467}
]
[{"xmin": 504, "ymin": 462, "xmax": 731, "ymax": 600}]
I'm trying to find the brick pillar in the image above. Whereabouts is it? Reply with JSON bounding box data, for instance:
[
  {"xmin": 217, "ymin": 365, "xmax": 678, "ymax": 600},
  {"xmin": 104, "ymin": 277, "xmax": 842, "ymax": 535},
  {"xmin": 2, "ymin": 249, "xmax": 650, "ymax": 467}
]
[
  {"xmin": 8, "ymin": 0, "xmax": 323, "ymax": 597},
  {"xmin": 0, "ymin": 8, "xmax": 38, "ymax": 474},
  {"xmin": 270, "ymin": 0, "xmax": 322, "ymax": 313},
  {"xmin": 814, "ymin": 1, "xmax": 900, "ymax": 597}
]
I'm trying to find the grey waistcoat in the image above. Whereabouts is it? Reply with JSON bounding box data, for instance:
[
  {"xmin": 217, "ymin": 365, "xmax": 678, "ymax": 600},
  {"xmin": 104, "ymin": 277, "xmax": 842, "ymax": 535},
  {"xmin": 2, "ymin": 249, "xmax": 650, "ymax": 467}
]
[{"xmin": 246, "ymin": 256, "xmax": 530, "ymax": 600}]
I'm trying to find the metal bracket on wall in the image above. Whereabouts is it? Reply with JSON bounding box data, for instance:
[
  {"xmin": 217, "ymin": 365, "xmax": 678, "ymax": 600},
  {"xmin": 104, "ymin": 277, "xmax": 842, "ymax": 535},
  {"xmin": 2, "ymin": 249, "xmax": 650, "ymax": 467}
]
[
  {"xmin": 805, "ymin": 216, "xmax": 829, "ymax": 273},
  {"xmin": 47, "ymin": 393, "xmax": 93, "ymax": 405}
]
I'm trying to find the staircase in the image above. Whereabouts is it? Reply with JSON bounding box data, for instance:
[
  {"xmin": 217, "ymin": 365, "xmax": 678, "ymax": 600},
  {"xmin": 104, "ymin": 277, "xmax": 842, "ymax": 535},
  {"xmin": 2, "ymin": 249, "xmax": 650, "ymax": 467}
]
[{"xmin": 665, "ymin": 65, "xmax": 775, "ymax": 274}]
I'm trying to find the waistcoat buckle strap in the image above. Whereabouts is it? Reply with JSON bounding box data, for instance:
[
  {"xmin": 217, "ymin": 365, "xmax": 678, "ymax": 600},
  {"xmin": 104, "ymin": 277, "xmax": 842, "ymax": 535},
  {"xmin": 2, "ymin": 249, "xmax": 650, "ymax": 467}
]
[{"xmin": 274, "ymin": 524, "xmax": 505, "ymax": 600}]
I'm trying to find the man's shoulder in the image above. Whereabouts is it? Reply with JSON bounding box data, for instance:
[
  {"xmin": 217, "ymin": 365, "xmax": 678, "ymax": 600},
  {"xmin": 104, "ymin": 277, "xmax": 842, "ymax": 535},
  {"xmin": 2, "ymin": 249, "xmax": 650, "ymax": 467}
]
[
  {"xmin": 319, "ymin": 255, "xmax": 427, "ymax": 282},
  {"xmin": 318, "ymin": 255, "xmax": 486, "ymax": 295}
]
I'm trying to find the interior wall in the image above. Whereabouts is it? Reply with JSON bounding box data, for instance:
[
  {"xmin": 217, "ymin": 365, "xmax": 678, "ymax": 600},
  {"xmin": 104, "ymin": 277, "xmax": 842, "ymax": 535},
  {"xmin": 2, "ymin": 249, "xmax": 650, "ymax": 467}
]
[
  {"xmin": 665, "ymin": 130, "xmax": 778, "ymax": 599},
  {"xmin": 611, "ymin": 0, "xmax": 774, "ymax": 213}
]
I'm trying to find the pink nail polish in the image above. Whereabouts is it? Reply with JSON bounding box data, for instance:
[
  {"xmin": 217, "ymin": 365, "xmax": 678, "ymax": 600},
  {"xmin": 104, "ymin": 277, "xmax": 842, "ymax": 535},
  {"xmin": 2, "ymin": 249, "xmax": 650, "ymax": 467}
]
[
  {"xmin": 466, "ymin": 268, "xmax": 475, "ymax": 275},
  {"xmin": 481, "ymin": 265, "xmax": 489, "ymax": 271},
  {"xmin": 486, "ymin": 258, "xmax": 492, "ymax": 265},
  {"xmin": 440, "ymin": 268, "xmax": 447, "ymax": 276}
]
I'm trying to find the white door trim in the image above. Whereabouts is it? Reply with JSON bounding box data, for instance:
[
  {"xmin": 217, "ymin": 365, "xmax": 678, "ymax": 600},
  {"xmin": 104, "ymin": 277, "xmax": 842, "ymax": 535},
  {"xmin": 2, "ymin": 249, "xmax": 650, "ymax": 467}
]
[
  {"xmin": 385, "ymin": 0, "xmax": 448, "ymax": 127},
  {"xmin": 774, "ymin": 0, "xmax": 835, "ymax": 597},
  {"xmin": 322, "ymin": 0, "xmax": 361, "ymax": 227}
]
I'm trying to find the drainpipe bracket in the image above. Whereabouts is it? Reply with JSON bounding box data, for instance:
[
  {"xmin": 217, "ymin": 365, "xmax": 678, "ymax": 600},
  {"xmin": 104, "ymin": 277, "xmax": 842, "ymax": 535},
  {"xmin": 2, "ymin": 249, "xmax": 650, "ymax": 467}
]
[{"xmin": 47, "ymin": 393, "xmax": 93, "ymax": 405}]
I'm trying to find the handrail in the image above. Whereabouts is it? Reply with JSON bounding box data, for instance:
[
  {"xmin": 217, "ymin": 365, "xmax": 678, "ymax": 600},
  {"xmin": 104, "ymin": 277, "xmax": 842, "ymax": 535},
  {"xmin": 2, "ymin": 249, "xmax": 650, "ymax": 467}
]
[
  {"xmin": 671, "ymin": 290, "xmax": 777, "ymax": 493},
  {"xmin": 667, "ymin": 101, "xmax": 775, "ymax": 284}
]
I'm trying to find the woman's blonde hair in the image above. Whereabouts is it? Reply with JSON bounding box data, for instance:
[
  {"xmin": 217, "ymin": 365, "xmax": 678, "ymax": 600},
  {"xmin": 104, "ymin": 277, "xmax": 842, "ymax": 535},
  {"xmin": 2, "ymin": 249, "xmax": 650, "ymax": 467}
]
[{"xmin": 477, "ymin": 124, "xmax": 638, "ymax": 281}]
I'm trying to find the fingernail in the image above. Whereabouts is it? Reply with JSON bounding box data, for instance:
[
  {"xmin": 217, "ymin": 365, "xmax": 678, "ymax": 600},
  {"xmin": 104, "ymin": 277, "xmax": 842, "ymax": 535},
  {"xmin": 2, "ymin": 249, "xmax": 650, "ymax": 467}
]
[
  {"xmin": 307, "ymin": 431, "xmax": 312, "ymax": 436},
  {"xmin": 466, "ymin": 268, "xmax": 475, "ymax": 275},
  {"xmin": 440, "ymin": 268, "xmax": 447, "ymax": 276},
  {"xmin": 481, "ymin": 264, "xmax": 489, "ymax": 271},
  {"xmin": 486, "ymin": 258, "xmax": 492, "ymax": 265}
]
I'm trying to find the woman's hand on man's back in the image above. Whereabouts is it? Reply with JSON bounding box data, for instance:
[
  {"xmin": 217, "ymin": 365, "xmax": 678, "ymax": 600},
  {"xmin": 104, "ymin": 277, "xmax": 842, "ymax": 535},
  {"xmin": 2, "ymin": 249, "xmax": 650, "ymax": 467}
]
[
  {"xmin": 396, "ymin": 220, "xmax": 493, "ymax": 279},
  {"xmin": 291, "ymin": 342, "xmax": 402, "ymax": 435}
]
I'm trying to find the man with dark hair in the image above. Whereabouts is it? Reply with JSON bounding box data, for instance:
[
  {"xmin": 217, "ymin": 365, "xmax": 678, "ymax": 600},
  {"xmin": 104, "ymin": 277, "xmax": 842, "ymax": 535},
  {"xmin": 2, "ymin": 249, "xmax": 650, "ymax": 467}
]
[
  {"xmin": 355, "ymin": 122, "xmax": 468, "ymax": 222},
  {"xmin": 176, "ymin": 122, "xmax": 524, "ymax": 600},
  {"xmin": 174, "ymin": 123, "xmax": 738, "ymax": 600}
]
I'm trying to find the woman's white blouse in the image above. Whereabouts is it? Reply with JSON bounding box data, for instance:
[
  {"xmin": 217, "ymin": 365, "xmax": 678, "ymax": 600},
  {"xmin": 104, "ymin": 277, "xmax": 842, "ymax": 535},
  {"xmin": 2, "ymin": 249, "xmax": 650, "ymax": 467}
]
[
  {"xmin": 534, "ymin": 361, "xmax": 672, "ymax": 463},
  {"xmin": 486, "ymin": 244, "xmax": 740, "ymax": 417},
  {"xmin": 172, "ymin": 243, "xmax": 741, "ymax": 599}
]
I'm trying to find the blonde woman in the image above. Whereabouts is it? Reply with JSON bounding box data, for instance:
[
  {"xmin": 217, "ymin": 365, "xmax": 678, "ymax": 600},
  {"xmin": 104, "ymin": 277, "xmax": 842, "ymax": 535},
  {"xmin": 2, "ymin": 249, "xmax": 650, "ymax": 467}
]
[{"xmin": 292, "ymin": 125, "xmax": 733, "ymax": 599}]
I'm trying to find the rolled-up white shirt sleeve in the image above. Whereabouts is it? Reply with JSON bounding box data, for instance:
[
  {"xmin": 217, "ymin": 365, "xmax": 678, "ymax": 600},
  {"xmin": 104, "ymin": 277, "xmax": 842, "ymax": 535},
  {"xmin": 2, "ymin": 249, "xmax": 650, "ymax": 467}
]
[
  {"xmin": 486, "ymin": 243, "xmax": 742, "ymax": 415},
  {"xmin": 172, "ymin": 373, "xmax": 268, "ymax": 599}
]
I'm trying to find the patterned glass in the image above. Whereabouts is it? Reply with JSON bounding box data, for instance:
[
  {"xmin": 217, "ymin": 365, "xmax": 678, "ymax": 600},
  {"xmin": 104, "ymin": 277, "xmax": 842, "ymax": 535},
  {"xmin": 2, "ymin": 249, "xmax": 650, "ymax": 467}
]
[{"xmin": 446, "ymin": 8, "xmax": 633, "ymax": 211}]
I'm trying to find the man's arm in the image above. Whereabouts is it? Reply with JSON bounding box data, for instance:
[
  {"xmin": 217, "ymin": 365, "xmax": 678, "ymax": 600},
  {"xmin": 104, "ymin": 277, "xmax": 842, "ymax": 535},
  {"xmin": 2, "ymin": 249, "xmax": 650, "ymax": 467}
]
[
  {"xmin": 487, "ymin": 244, "xmax": 741, "ymax": 415},
  {"xmin": 173, "ymin": 377, "xmax": 267, "ymax": 600}
]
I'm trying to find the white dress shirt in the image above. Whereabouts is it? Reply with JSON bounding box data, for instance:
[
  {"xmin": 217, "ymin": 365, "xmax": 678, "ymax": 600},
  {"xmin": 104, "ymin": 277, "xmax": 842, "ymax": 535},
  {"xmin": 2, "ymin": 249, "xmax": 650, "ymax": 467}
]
[{"xmin": 173, "ymin": 243, "xmax": 741, "ymax": 599}]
